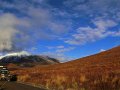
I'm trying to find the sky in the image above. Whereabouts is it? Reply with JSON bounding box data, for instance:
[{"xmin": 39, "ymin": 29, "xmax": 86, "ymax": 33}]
[{"xmin": 0, "ymin": 0, "xmax": 120, "ymax": 62}]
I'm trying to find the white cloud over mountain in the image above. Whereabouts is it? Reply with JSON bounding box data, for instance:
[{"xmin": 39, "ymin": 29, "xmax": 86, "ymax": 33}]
[{"xmin": 0, "ymin": 51, "xmax": 30, "ymax": 60}]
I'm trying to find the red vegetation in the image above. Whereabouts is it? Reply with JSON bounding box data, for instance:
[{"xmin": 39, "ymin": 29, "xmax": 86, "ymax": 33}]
[{"xmin": 11, "ymin": 46, "xmax": 120, "ymax": 90}]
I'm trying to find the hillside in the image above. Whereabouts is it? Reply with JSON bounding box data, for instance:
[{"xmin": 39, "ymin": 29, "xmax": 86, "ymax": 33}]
[
  {"xmin": 53, "ymin": 45, "xmax": 120, "ymax": 70},
  {"xmin": 12, "ymin": 46, "xmax": 120, "ymax": 90}
]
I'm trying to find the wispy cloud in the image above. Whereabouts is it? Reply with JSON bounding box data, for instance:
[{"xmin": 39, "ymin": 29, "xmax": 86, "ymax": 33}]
[
  {"xmin": 56, "ymin": 47, "xmax": 75, "ymax": 53},
  {"xmin": 45, "ymin": 45, "xmax": 75, "ymax": 61},
  {"xmin": 0, "ymin": 0, "xmax": 71, "ymax": 52},
  {"xmin": 42, "ymin": 51, "xmax": 74, "ymax": 62},
  {"xmin": 65, "ymin": 19, "xmax": 120, "ymax": 45},
  {"xmin": 64, "ymin": 0, "xmax": 120, "ymax": 18}
]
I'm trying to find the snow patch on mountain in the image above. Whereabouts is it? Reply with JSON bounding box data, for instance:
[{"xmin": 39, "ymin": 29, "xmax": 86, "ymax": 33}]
[{"xmin": 0, "ymin": 51, "xmax": 30, "ymax": 60}]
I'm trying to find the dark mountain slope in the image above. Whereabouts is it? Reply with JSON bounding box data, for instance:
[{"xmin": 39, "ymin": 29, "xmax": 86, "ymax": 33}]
[{"xmin": 0, "ymin": 55, "xmax": 59, "ymax": 67}]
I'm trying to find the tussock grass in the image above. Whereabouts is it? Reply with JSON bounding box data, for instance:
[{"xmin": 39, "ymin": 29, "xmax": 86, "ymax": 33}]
[{"xmin": 11, "ymin": 46, "xmax": 120, "ymax": 90}]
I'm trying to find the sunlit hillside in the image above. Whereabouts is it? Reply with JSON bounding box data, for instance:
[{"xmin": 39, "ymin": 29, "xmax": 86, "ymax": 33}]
[{"xmin": 10, "ymin": 46, "xmax": 120, "ymax": 90}]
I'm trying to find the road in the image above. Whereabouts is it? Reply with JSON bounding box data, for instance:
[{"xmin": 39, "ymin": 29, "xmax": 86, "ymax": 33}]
[{"xmin": 0, "ymin": 81, "xmax": 47, "ymax": 90}]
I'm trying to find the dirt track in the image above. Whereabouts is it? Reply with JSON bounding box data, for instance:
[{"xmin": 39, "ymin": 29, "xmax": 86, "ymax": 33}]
[{"xmin": 0, "ymin": 81, "xmax": 47, "ymax": 90}]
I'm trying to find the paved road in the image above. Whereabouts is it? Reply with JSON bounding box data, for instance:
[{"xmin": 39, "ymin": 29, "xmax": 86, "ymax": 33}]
[{"xmin": 0, "ymin": 81, "xmax": 47, "ymax": 90}]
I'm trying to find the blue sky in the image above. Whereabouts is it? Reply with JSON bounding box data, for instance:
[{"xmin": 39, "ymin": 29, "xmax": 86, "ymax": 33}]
[{"xmin": 0, "ymin": 0, "xmax": 120, "ymax": 62}]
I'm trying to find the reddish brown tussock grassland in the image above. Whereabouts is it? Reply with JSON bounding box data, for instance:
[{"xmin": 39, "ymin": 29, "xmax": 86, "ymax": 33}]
[{"xmin": 11, "ymin": 46, "xmax": 120, "ymax": 90}]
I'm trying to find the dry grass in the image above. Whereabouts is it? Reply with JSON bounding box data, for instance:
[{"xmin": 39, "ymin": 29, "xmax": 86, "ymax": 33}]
[{"xmin": 10, "ymin": 46, "xmax": 120, "ymax": 90}]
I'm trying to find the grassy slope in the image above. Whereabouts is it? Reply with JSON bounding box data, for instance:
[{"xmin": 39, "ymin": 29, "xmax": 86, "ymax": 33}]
[{"xmin": 11, "ymin": 46, "xmax": 120, "ymax": 90}]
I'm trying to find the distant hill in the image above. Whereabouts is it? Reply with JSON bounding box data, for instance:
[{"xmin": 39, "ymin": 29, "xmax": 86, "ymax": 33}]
[{"xmin": 0, "ymin": 52, "xmax": 59, "ymax": 67}]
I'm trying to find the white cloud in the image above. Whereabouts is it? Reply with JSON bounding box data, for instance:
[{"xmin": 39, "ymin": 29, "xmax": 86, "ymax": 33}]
[
  {"xmin": 93, "ymin": 19, "xmax": 117, "ymax": 30},
  {"xmin": 0, "ymin": 0, "xmax": 71, "ymax": 36},
  {"xmin": 22, "ymin": 6, "xmax": 71, "ymax": 39},
  {"xmin": 0, "ymin": 51, "xmax": 30, "ymax": 59},
  {"xmin": 65, "ymin": 19, "xmax": 120, "ymax": 45},
  {"xmin": 64, "ymin": 0, "xmax": 120, "ymax": 18},
  {"xmin": 100, "ymin": 49, "xmax": 106, "ymax": 52},
  {"xmin": 56, "ymin": 47, "xmax": 75, "ymax": 53},
  {"xmin": 0, "ymin": 13, "xmax": 29, "ymax": 51},
  {"xmin": 47, "ymin": 45, "xmax": 65, "ymax": 49},
  {"xmin": 47, "ymin": 45, "xmax": 75, "ymax": 53},
  {"xmin": 56, "ymin": 46, "xmax": 64, "ymax": 49},
  {"xmin": 0, "ymin": 1, "xmax": 72, "ymax": 52},
  {"xmin": 50, "ymin": 22, "xmax": 69, "ymax": 34},
  {"xmin": 45, "ymin": 45, "xmax": 75, "ymax": 62},
  {"xmin": 42, "ymin": 51, "xmax": 74, "ymax": 62}
]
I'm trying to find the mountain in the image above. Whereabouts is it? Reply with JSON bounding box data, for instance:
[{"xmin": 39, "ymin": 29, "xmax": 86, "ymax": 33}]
[
  {"xmin": 12, "ymin": 46, "xmax": 120, "ymax": 90},
  {"xmin": 0, "ymin": 52, "xmax": 59, "ymax": 67}
]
